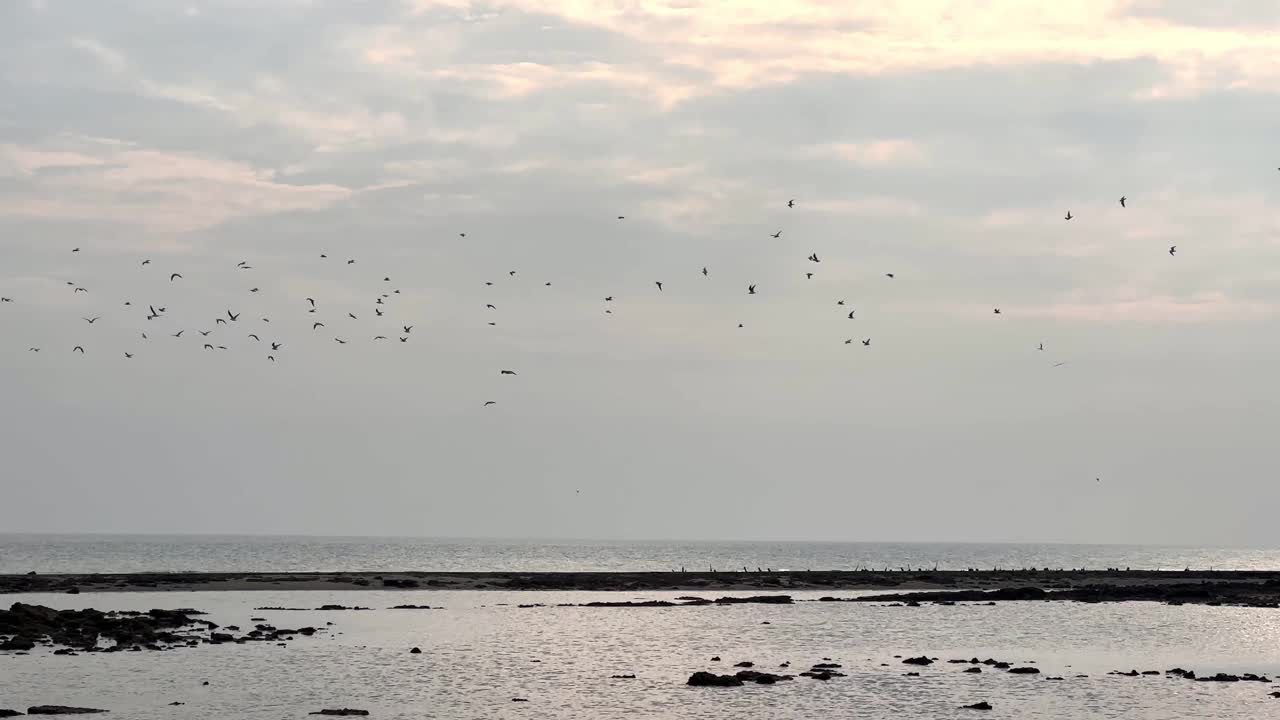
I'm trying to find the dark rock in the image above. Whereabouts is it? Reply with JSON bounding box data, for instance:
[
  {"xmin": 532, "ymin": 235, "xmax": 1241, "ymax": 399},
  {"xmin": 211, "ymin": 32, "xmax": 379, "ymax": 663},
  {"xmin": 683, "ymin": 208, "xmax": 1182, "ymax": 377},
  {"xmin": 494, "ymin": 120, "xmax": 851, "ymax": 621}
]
[
  {"xmin": 0, "ymin": 711, "xmax": 22, "ymax": 718},
  {"xmin": 962, "ymin": 701, "xmax": 993, "ymax": 710},
  {"xmin": 1110, "ymin": 670, "xmax": 1140, "ymax": 677},
  {"xmin": 308, "ymin": 710, "xmax": 369, "ymax": 717},
  {"xmin": 799, "ymin": 671, "xmax": 834, "ymax": 680},
  {"xmin": 811, "ymin": 663, "xmax": 842, "ymax": 669},
  {"xmin": 511, "ymin": 698, "xmax": 528, "ymax": 702},
  {"xmin": 27, "ymin": 708, "xmax": 109, "ymax": 715},
  {"xmin": 734, "ymin": 661, "xmax": 754, "ymax": 668},
  {"xmin": 1197, "ymin": 673, "xmax": 1241, "ymax": 682},
  {"xmin": 992, "ymin": 662, "xmax": 1011, "ymax": 670},
  {"xmin": 903, "ymin": 656, "xmax": 934, "ymax": 666},
  {"xmin": 410, "ymin": 647, "xmax": 421, "ymax": 654},
  {"xmin": 610, "ymin": 674, "xmax": 636, "ymax": 679},
  {"xmin": 1045, "ymin": 676, "xmax": 1064, "ymax": 681},
  {"xmin": 688, "ymin": 672, "xmax": 744, "ymax": 687},
  {"xmin": 709, "ymin": 656, "xmax": 720, "ymax": 662},
  {"xmin": 388, "ymin": 605, "xmax": 435, "ymax": 610},
  {"xmin": 964, "ymin": 667, "xmax": 982, "ymax": 673},
  {"xmin": 2, "ymin": 637, "xmax": 37, "ymax": 651},
  {"xmin": 1141, "ymin": 671, "xmax": 1160, "ymax": 676},
  {"xmin": 1008, "ymin": 667, "xmax": 1040, "ymax": 675},
  {"xmin": 381, "ymin": 578, "xmax": 419, "ymax": 588},
  {"xmin": 735, "ymin": 670, "xmax": 792, "ymax": 684},
  {"xmin": 904, "ymin": 672, "xmax": 920, "ymax": 677}
]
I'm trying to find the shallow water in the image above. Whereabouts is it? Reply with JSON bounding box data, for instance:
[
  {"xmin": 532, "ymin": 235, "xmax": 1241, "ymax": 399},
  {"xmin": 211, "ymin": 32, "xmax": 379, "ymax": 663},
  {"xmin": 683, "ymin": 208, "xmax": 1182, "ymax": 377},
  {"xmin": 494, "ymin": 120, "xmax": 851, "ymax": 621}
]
[
  {"xmin": 5, "ymin": 589, "xmax": 1280, "ymax": 718},
  {"xmin": 4, "ymin": 534, "xmax": 1280, "ymax": 574}
]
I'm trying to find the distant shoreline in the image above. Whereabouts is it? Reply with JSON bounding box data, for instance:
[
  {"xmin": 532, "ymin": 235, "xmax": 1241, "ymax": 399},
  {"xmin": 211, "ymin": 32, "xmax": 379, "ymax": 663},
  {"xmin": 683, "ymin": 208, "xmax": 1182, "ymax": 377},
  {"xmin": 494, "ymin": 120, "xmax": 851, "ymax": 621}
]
[{"xmin": 4, "ymin": 569, "xmax": 1279, "ymax": 595}]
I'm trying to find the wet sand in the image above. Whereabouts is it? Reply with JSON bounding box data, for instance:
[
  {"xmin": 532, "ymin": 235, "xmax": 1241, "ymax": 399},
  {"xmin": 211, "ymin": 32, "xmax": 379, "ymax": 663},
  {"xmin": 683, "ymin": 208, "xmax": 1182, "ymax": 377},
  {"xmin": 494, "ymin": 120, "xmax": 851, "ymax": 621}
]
[{"xmin": 3, "ymin": 569, "xmax": 1279, "ymax": 596}]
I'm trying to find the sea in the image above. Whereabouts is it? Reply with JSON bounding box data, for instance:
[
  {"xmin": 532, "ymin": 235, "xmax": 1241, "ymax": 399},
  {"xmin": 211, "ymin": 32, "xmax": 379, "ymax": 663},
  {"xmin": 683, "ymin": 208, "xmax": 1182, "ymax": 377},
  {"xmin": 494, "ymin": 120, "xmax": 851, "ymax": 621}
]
[{"xmin": 4, "ymin": 536, "xmax": 1280, "ymax": 719}]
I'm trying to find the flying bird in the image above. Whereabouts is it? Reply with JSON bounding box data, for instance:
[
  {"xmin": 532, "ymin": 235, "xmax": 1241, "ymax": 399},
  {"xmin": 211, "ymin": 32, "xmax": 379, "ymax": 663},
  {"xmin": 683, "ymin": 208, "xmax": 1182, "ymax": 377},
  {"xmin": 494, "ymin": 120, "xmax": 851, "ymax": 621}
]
[
  {"xmin": 403, "ymin": 325, "xmax": 413, "ymax": 334},
  {"xmin": 28, "ymin": 347, "xmax": 38, "ymax": 352},
  {"xmin": 348, "ymin": 313, "xmax": 357, "ymax": 320},
  {"xmin": 655, "ymin": 281, "xmax": 663, "ymax": 291},
  {"xmin": 1119, "ymin": 196, "xmax": 1126, "ymax": 208},
  {"xmin": 227, "ymin": 310, "xmax": 239, "ymax": 321},
  {"xmin": 72, "ymin": 247, "xmax": 80, "ymax": 253},
  {"xmin": 484, "ymin": 401, "xmax": 496, "ymax": 407},
  {"xmin": 141, "ymin": 259, "xmax": 151, "ymax": 266},
  {"xmin": 486, "ymin": 304, "xmax": 496, "ymax": 310},
  {"xmin": 215, "ymin": 318, "xmax": 226, "ymax": 326},
  {"xmin": 605, "ymin": 296, "xmax": 614, "ymax": 302},
  {"xmin": 313, "ymin": 323, "xmax": 325, "ymax": 330},
  {"xmin": 248, "ymin": 334, "xmax": 260, "ymax": 341},
  {"xmin": 74, "ymin": 287, "xmax": 87, "ymax": 293},
  {"xmin": 268, "ymin": 356, "xmax": 276, "ymax": 362},
  {"xmin": 1037, "ymin": 343, "xmax": 1044, "ymax": 351},
  {"xmin": 249, "ymin": 288, "xmax": 259, "ymax": 293},
  {"xmin": 808, "ymin": 253, "xmax": 819, "ymax": 263},
  {"xmin": 500, "ymin": 370, "xmax": 517, "ymax": 375},
  {"xmin": 347, "ymin": 259, "xmax": 356, "ymax": 264},
  {"xmin": 307, "ymin": 298, "xmax": 316, "ymax": 308},
  {"xmin": 199, "ymin": 330, "xmax": 212, "ymax": 336},
  {"xmin": 1053, "ymin": 362, "xmax": 1068, "ymax": 368},
  {"xmin": 862, "ymin": 338, "xmax": 871, "ymax": 347},
  {"xmin": 616, "ymin": 216, "xmax": 624, "ymax": 220},
  {"xmin": 170, "ymin": 273, "xmax": 182, "ymax": 281},
  {"xmin": 509, "ymin": 271, "xmax": 517, "ymax": 277},
  {"xmin": 173, "ymin": 331, "xmax": 185, "ymax": 338},
  {"xmin": 1065, "ymin": 211, "xmax": 1073, "ymax": 220},
  {"xmin": 702, "ymin": 267, "xmax": 708, "ymax": 277},
  {"xmin": 886, "ymin": 273, "xmax": 895, "ymax": 279},
  {"xmin": 993, "ymin": 308, "xmax": 1002, "ymax": 314},
  {"xmin": 375, "ymin": 308, "xmax": 383, "ymax": 317},
  {"xmin": 848, "ymin": 310, "xmax": 855, "ymax": 319},
  {"xmin": 788, "ymin": 199, "xmax": 795, "ymax": 208},
  {"xmin": 805, "ymin": 273, "xmax": 813, "ymax": 279},
  {"xmin": 1169, "ymin": 246, "xmax": 1176, "ymax": 256},
  {"xmin": 203, "ymin": 344, "xmax": 214, "ymax": 350},
  {"xmin": 748, "ymin": 284, "xmax": 757, "ymax": 295},
  {"xmin": 83, "ymin": 317, "xmax": 100, "ymax": 324},
  {"xmin": 124, "ymin": 352, "xmax": 133, "ymax": 359},
  {"xmin": 374, "ymin": 336, "xmax": 387, "ymax": 340},
  {"xmin": 845, "ymin": 339, "xmax": 853, "ymax": 345},
  {"xmin": 399, "ymin": 337, "xmax": 408, "ymax": 343},
  {"xmin": 0, "ymin": 297, "xmax": 11, "ymax": 303},
  {"xmin": 73, "ymin": 346, "xmax": 84, "ymax": 354},
  {"xmin": 271, "ymin": 342, "xmax": 281, "ymax": 350},
  {"xmin": 771, "ymin": 230, "xmax": 782, "ymax": 238},
  {"xmin": 334, "ymin": 338, "xmax": 347, "ymax": 345}
]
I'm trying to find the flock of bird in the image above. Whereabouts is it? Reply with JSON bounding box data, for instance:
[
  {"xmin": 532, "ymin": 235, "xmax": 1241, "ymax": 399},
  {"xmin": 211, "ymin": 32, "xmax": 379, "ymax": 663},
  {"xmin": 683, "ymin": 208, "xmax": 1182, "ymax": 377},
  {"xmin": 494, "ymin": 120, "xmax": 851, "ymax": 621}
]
[{"xmin": 1, "ymin": 194, "xmax": 1170, "ymax": 404}]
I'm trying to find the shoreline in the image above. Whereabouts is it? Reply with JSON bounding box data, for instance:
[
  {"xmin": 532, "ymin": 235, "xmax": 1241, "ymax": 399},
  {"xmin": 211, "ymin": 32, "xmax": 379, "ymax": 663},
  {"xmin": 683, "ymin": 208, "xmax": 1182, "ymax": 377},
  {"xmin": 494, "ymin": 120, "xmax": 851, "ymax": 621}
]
[{"xmin": 4, "ymin": 569, "xmax": 1280, "ymax": 595}]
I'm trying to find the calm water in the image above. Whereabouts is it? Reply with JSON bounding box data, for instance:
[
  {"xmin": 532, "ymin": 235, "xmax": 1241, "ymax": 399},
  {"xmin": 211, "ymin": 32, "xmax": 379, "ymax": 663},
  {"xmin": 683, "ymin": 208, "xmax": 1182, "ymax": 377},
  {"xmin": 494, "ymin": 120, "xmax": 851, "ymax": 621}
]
[
  {"xmin": 5, "ymin": 589, "xmax": 1280, "ymax": 719},
  {"xmin": 3, "ymin": 535, "xmax": 1280, "ymax": 574}
]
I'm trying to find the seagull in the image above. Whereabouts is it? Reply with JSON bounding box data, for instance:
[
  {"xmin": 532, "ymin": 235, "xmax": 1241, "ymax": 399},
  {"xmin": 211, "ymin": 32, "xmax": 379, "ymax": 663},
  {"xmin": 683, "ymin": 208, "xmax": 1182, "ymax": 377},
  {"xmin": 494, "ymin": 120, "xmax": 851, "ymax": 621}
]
[
  {"xmin": 771, "ymin": 230, "xmax": 782, "ymax": 238},
  {"xmin": 1053, "ymin": 362, "xmax": 1068, "ymax": 368},
  {"xmin": 484, "ymin": 401, "xmax": 496, "ymax": 406},
  {"xmin": 605, "ymin": 296, "xmax": 614, "ymax": 302},
  {"xmin": 334, "ymin": 338, "xmax": 347, "ymax": 345},
  {"xmin": 886, "ymin": 273, "xmax": 895, "ymax": 279},
  {"xmin": 28, "ymin": 347, "xmax": 38, "ymax": 352},
  {"xmin": 375, "ymin": 298, "xmax": 384, "ymax": 305},
  {"xmin": 199, "ymin": 330, "xmax": 212, "ymax": 336},
  {"xmin": 320, "ymin": 254, "xmax": 327, "ymax": 258},
  {"xmin": 124, "ymin": 352, "xmax": 133, "ymax": 359},
  {"xmin": 217, "ymin": 345, "xmax": 227, "ymax": 350},
  {"xmin": 248, "ymin": 334, "xmax": 260, "ymax": 341},
  {"xmin": 845, "ymin": 339, "xmax": 853, "ymax": 345},
  {"xmin": 313, "ymin": 322, "xmax": 325, "ymax": 330},
  {"xmin": 215, "ymin": 318, "xmax": 227, "ymax": 325},
  {"xmin": 348, "ymin": 313, "xmax": 357, "ymax": 320},
  {"xmin": 141, "ymin": 333, "xmax": 148, "ymax": 340},
  {"xmin": 271, "ymin": 342, "xmax": 281, "ymax": 350},
  {"xmin": 862, "ymin": 338, "xmax": 871, "ymax": 346},
  {"xmin": 249, "ymin": 288, "xmax": 259, "ymax": 293},
  {"xmin": 347, "ymin": 259, "xmax": 356, "ymax": 264},
  {"xmin": 1119, "ymin": 196, "xmax": 1126, "ymax": 208},
  {"xmin": 399, "ymin": 337, "xmax": 408, "ymax": 342},
  {"xmin": 509, "ymin": 271, "xmax": 517, "ymax": 277},
  {"xmin": 307, "ymin": 298, "xmax": 316, "ymax": 308},
  {"xmin": 748, "ymin": 285, "xmax": 757, "ymax": 295},
  {"xmin": 83, "ymin": 317, "xmax": 100, "ymax": 324},
  {"xmin": 655, "ymin": 281, "xmax": 663, "ymax": 291},
  {"xmin": 1037, "ymin": 343, "xmax": 1044, "ymax": 351},
  {"xmin": 203, "ymin": 344, "xmax": 214, "ymax": 350},
  {"xmin": 848, "ymin": 310, "xmax": 855, "ymax": 319},
  {"xmin": 74, "ymin": 287, "xmax": 87, "ymax": 293},
  {"xmin": 268, "ymin": 355, "xmax": 275, "ymax": 362},
  {"xmin": 0, "ymin": 297, "xmax": 11, "ymax": 303},
  {"xmin": 460, "ymin": 233, "xmax": 467, "ymax": 237},
  {"xmin": 993, "ymin": 308, "xmax": 1002, "ymax": 314},
  {"xmin": 1064, "ymin": 211, "xmax": 1073, "ymax": 220},
  {"xmin": 544, "ymin": 282, "xmax": 551, "ymax": 287},
  {"xmin": 788, "ymin": 199, "xmax": 795, "ymax": 208},
  {"xmin": 73, "ymin": 346, "xmax": 84, "ymax": 354},
  {"xmin": 616, "ymin": 216, "xmax": 624, "ymax": 220},
  {"xmin": 808, "ymin": 253, "xmax": 819, "ymax": 263},
  {"xmin": 173, "ymin": 331, "xmax": 185, "ymax": 338},
  {"xmin": 500, "ymin": 370, "xmax": 517, "ymax": 376},
  {"xmin": 1169, "ymin": 245, "xmax": 1176, "ymax": 256},
  {"xmin": 227, "ymin": 311, "xmax": 239, "ymax": 321},
  {"xmin": 375, "ymin": 308, "xmax": 383, "ymax": 316},
  {"xmin": 486, "ymin": 304, "xmax": 497, "ymax": 310},
  {"xmin": 374, "ymin": 336, "xmax": 387, "ymax": 340},
  {"xmin": 141, "ymin": 259, "xmax": 151, "ymax": 266},
  {"xmin": 805, "ymin": 273, "xmax": 814, "ymax": 279},
  {"xmin": 170, "ymin": 273, "xmax": 182, "ymax": 281},
  {"xmin": 72, "ymin": 247, "xmax": 80, "ymax": 253},
  {"xmin": 403, "ymin": 325, "xmax": 413, "ymax": 334},
  {"xmin": 702, "ymin": 267, "xmax": 708, "ymax": 277}
]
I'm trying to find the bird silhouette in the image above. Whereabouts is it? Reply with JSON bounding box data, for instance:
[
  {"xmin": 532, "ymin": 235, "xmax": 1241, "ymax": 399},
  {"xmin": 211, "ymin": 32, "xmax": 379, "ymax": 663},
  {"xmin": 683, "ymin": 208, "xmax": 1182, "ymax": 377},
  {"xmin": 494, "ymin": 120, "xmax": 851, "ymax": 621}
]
[
  {"xmin": 348, "ymin": 313, "xmax": 357, "ymax": 320},
  {"xmin": 771, "ymin": 231, "xmax": 782, "ymax": 238},
  {"xmin": 787, "ymin": 199, "xmax": 795, "ymax": 208},
  {"xmin": 124, "ymin": 352, "xmax": 133, "ymax": 359},
  {"xmin": 484, "ymin": 401, "xmax": 496, "ymax": 406},
  {"xmin": 268, "ymin": 355, "xmax": 276, "ymax": 362},
  {"xmin": 509, "ymin": 271, "xmax": 517, "ymax": 277},
  {"xmin": 605, "ymin": 296, "xmax": 614, "ymax": 302},
  {"xmin": 655, "ymin": 281, "xmax": 663, "ymax": 291},
  {"xmin": 72, "ymin": 247, "xmax": 80, "ymax": 253},
  {"xmin": 1053, "ymin": 362, "xmax": 1068, "ymax": 368},
  {"xmin": 227, "ymin": 310, "xmax": 239, "ymax": 321},
  {"xmin": 399, "ymin": 337, "xmax": 408, "ymax": 342},
  {"xmin": 375, "ymin": 308, "xmax": 383, "ymax": 316},
  {"xmin": 203, "ymin": 344, "xmax": 214, "ymax": 350},
  {"xmin": 307, "ymin": 298, "xmax": 316, "ymax": 308},
  {"xmin": 248, "ymin": 334, "xmax": 260, "ymax": 341},
  {"xmin": 173, "ymin": 331, "xmax": 184, "ymax": 338},
  {"xmin": 73, "ymin": 346, "xmax": 84, "ymax": 354},
  {"xmin": 847, "ymin": 310, "xmax": 855, "ymax": 319},
  {"xmin": 374, "ymin": 336, "xmax": 387, "ymax": 340},
  {"xmin": 886, "ymin": 273, "xmax": 895, "ymax": 279},
  {"xmin": 170, "ymin": 273, "xmax": 182, "ymax": 281},
  {"xmin": 403, "ymin": 325, "xmax": 413, "ymax": 334},
  {"xmin": 616, "ymin": 216, "xmax": 624, "ymax": 220},
  {"xmin": 808, "ymin": 253, "xmax": 819, "ymax": 262},
  {"xmin": 0, "ymin": 297, "xmax": 11, "ymax": 303},
  {"xmin": 1120, "ymin": 196, "xmax": 1127, "ymax": 208},
  {"xmin": 1169, "ymin": 246, "xmax": 1177, "ymax": 256},
  {"xmin": 862, "ymin": 338, "xmax": 871, "ymax": 347},
  {"xmin": 805, "ymin": 273, "xmax": 813, "ymax": 279},
  {"xmin": 702, "ymin": 267, "xmax": 708, "ymax": 277},
  {"xmin": 271, "ymin": 342, "xmax": 281, "ymax": 351},
  {"xmin": 1038, "ymin": 343, "xmax": 1044, "ymax": 351},
  {"xmin": 748, "ymin": 285, "xmax": 757, "ymax": 295},
  {"xmin": 993, "ymin": 308, "xmax": 1002, "ymax": 315},
  {"xmin": 347, "ymin": 259, "xmax": 356, "ymax": 264},
  {"xmin": 141, "ymin": 259, "xmax": 151, "ymax": 266},
  {"xmin": 837, "ymin": 300, "xmax": 845, "ymax": 306},
  {"xmin": 74, "ymin": 287, "xmax": 87, "ymax": 293},
  {"xmin": 83, "ymin": 317, "xmax": 100, "ymax": 324},
  {"xmin": 500, "ymin": 370, "xmax": 517, "ymax": 375},
  {"xmin": 335, "ymin": 338, "xmax": 347, "ymax": 345},
  {"xmin": 215, "ymin": 318, "xmax": 226, "ymax": 325},
  {"xmin": 28, "ymin": 347, "xmax": 38, "ymax": 352},
  {"xmin": 199, "ymin": 330, "xmax": 212, "ymax": 336},
  {"xmin": 313, "ymin": 323, "xmax": 325, "ymax": 330},
  {"xmin": 486, "ymin": 304, "xmax": 497, "ymax": 310},
  {"xmin": 845, "ymin": 339, "xmax": 853, "ymax": 345},
  {"xmin": 249, "ymin": 288, "xmax": 259, "ymax": 293}
]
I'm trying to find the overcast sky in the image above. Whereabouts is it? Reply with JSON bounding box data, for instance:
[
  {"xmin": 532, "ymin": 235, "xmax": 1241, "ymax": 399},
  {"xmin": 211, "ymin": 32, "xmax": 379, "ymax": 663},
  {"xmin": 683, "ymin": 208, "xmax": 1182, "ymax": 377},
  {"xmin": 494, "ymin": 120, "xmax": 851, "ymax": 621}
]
[{"xmin": 2, "ymin": 0, "xmax": 1279, "ymax": 545}]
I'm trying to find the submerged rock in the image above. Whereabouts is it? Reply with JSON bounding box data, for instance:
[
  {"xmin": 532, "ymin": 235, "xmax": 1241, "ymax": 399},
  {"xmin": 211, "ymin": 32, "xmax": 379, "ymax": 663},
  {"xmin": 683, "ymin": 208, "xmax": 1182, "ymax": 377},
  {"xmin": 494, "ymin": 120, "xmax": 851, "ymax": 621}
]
[
  {"xmin": 1008, "ymin": 667, "xmax": 1041, "ymax": 675},
  {"xmin": 27, "ymin": 708, "xmax": 109, "ymax": 715},
  {"xmin": 902, "ymin": 656, "xmax": 934, "ymax": 666},
  {"xmin": 308, "ymin": 711, "xmax": 369, "ymax": 717},
  {"xmin": 962, "ymin": 701, "xmax": 993, "ymax": 710},
  {"xmin": 0, "ymin": 711, "xmax": 23, "ymax": 718},
  {"xmin": 687, "ymin": 671, "xmax": 744, "ymax": 687}
]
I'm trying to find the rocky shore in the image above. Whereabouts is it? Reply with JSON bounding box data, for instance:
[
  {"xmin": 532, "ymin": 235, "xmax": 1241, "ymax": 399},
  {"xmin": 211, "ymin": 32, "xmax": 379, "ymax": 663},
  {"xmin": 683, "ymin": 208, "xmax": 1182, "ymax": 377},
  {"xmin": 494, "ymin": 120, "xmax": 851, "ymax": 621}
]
[{"xmin": 5, "ymin": 569, "xmax": 1280, "ymax": 596}]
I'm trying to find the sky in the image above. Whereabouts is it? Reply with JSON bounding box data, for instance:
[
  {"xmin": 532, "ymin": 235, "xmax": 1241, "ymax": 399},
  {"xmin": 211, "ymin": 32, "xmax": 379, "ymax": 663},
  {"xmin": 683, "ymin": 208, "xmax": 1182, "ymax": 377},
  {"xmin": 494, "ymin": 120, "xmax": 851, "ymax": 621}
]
[{"xmin": 2, "ymin": 0, "xmax": 1280, "ymax": 545}]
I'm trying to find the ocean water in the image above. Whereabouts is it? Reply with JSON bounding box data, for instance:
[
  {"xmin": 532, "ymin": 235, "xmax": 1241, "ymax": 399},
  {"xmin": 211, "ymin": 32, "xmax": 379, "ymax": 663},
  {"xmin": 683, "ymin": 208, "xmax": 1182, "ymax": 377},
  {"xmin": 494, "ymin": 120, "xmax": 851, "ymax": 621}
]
[
  {"xmin": 5, "ymin": 589, "xmax": 1280, "ymax": 719},
  {"xmin": 2, "ymin": 535, "xmax": 1280, "ymax": 574}
]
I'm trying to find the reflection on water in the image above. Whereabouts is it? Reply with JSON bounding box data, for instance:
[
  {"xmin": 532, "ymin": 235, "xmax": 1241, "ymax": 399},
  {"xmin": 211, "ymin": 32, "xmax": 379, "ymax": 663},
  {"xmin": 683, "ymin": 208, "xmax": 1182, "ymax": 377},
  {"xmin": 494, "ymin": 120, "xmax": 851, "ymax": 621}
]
[{"xmin": 5, "ymin": 590, "xmax": 1280, "ymax": 719}]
